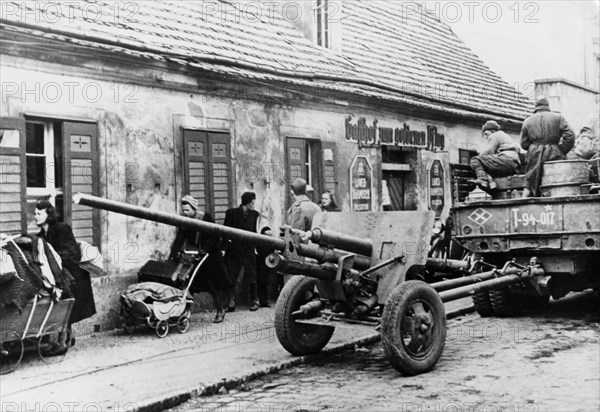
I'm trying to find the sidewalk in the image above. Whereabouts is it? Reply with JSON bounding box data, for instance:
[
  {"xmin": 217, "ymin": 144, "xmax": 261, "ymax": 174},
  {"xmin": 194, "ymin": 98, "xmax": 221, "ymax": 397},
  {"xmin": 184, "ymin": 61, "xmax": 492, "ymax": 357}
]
[{"xmin": 0, "ymin": 298, "xmax": 474, "ymax": 412}]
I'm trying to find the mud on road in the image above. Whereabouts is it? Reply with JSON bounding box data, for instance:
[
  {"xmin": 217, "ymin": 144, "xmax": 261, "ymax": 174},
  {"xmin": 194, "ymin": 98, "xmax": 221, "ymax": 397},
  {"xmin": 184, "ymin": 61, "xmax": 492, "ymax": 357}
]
[{"xmin": 173, "ymin": 290, "xmax": 600, "ymax": 412}]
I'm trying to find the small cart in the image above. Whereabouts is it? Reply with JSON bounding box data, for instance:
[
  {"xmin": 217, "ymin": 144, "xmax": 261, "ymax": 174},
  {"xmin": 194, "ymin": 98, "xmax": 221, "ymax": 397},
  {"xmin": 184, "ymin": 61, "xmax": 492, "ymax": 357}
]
[{"xmin": 0, "ymin": 296, "xmax": 75, "ymax": 374}]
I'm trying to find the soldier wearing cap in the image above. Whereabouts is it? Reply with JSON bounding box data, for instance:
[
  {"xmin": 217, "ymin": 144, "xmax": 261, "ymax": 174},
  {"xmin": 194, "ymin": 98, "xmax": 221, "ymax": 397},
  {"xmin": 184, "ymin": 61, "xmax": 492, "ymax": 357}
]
[
  {"xmin": 470, "ymin": 120, "xmax": 521, "ymax": 190},
  {"xmin": 520, "ymin": 96, "xmax": 575, "ymax": 197}
]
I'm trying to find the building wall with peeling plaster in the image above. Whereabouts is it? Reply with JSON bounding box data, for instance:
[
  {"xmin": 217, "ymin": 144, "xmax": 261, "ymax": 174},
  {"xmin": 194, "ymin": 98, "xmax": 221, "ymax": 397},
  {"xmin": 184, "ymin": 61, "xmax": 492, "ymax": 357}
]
[{"xmin": 0, "ymin": 55, "xmax": 523, "ymax": 332}]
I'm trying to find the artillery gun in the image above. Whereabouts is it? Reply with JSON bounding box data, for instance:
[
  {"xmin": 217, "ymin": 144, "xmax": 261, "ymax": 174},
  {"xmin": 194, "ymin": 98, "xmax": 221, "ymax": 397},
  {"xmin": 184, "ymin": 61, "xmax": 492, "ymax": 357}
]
[{"xmin": 73, "ymin": 191, "xmax": 596, "ymax": 375}]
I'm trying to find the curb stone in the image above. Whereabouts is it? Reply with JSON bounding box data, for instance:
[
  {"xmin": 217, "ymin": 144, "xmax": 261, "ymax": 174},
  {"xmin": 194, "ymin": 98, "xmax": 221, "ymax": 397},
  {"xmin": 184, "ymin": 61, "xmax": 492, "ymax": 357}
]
[{"xmin": 135, "ymin": 305, "xmax": 475, "ymax": 412}]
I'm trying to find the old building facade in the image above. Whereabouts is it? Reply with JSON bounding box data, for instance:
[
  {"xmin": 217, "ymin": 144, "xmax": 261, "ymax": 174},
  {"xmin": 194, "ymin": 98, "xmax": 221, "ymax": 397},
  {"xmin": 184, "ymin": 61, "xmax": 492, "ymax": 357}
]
[{"xmin": 0, "ymin": 0, "xmax": 531, "ymax": 331}]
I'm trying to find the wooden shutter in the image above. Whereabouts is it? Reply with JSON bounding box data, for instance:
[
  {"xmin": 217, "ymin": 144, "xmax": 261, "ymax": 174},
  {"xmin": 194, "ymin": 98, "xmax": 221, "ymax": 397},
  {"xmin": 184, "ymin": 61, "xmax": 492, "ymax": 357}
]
[
  {"xmin": 183, "ymin": 130, "xmax": 209, "ymax": 213},
  {"xmin": 207, "ymin": 132, "xmax": 232, "ymax": 224},
  {"xmin": 286, "ymin": 137, "xmax": 307, "ymax": 206},
  {"xmin": 0, "ymin": 117, "xmax": 26, "ymax": 234},
  {"xmin": 322, "ymin": 141, "xmax": 337, "ymax": 197},
  {"xmin": 287, "ymin": 138, "xmax": 307, "ymax": 183},
  {"xmin": 62, "ymin": 122, "xmax": 100, "ymax": 246},
  {"xmin": 183, "ymin": 130, "xmax": 232, "ymax": 224}
]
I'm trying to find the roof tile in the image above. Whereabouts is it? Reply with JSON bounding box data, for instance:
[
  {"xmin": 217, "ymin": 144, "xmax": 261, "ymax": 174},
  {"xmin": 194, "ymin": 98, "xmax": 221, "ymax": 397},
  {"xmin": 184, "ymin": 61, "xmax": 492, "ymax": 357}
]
[{"xmin": 0, "ymin": 0, "xmax": 531, "ymax": 119}]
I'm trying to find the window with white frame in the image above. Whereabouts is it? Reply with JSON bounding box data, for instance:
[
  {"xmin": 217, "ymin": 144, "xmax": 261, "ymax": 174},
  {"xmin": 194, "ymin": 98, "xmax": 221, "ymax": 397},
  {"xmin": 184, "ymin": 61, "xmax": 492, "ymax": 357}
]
[
  {"xmin": 25, "ymin": 120, "xmax": 64, "ymax": 233},
  {"xmin": 1, "ymin": 117, "xmax": 102, "ymax": 245}
]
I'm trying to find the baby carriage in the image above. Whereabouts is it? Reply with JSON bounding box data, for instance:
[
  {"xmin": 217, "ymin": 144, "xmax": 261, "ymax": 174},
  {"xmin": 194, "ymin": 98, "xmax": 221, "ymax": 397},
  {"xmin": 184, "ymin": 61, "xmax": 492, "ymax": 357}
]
[{"xmin": 120, "ymin": 253, "xmax": 208, "ymax": 338}]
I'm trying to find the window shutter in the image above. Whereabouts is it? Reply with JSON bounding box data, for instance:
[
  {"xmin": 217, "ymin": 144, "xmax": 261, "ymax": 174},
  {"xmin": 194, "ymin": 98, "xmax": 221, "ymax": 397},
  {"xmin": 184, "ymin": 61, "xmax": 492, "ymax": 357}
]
[
  {"xmin": 0, "ymin": 117, "xmax": 26, "ymax": 234},
  {"xmin": 62, "ymin": 122, "xmax": 100, "ymax": 246},
  {"xmin": 183, "ymin": 130, "xmax": 209, "ymax": 213},
  {"xmin": 183, "ymin": 130, "xmax": 232, "ymax": 223},
  {"xmin": 322, "ymin": 141, "xmax": 338, "ymax": 198},
  {"xmin": 286, "ymin": 138, "xmax": 307, "ymax": 183},
  {"xmin": 286, "ymin": 137, "xmax": 307, "ymax": 206},
  {"xmin": 207, "ymin": 132, "xmax": 232, "ymax": 224}
]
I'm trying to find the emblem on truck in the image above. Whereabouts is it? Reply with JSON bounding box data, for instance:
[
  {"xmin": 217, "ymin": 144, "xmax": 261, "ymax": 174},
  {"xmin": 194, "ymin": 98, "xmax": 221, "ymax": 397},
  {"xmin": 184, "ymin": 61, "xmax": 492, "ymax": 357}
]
[{"xmin": 468, "ymin": 208, "xmax": 492, "ymax": 225}]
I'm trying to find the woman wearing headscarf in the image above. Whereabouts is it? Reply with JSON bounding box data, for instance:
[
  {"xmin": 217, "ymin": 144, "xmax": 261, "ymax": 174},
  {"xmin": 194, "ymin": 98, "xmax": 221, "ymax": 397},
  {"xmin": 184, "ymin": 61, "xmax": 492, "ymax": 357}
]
[
  {"xmin": 36, "ymin": 200, "xmax": 96, "ymax": 351},
  {"xmin": 170, "ymin": 195, "xmax": 231, "ymax": 323}
]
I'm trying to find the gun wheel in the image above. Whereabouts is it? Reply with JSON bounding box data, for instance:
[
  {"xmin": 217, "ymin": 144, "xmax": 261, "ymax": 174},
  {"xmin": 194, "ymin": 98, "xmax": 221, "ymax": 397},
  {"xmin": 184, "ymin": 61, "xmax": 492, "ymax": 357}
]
[
  {"xmin": 275, "ymin": 276, "xmax": 334, "ymax": 355},
  {"xmin": 489, "ymin": 289, "xmax": 520, "ymax": 317},
  {"xmin": 381, "ymin": 280, "xmax": 446, "ymax": 376}
]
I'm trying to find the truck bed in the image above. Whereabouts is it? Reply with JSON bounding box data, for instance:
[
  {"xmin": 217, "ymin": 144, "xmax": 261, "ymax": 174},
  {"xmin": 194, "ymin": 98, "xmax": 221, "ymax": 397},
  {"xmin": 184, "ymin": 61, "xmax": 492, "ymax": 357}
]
[{"xmin": 452, "ymin": 194, "xmax": 600, "ymax": 254}]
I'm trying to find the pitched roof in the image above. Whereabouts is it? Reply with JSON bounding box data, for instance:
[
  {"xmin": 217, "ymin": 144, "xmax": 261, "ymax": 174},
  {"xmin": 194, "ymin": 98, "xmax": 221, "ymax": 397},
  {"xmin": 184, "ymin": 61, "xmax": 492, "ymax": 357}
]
[
  {"xmin": 0, "ymin": 0, "xmax": 531, "ymax": 121},
  {"xmin": 341, "ymin": 1, "xmax": 532, "ymax": 119}
]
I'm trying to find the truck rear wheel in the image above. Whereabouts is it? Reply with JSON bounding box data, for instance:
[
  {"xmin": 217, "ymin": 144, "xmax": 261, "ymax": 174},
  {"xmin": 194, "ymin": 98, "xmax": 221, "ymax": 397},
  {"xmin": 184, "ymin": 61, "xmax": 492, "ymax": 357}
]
[
  {"xmin": 472, "ymin": 291, "xmax": 494, "ymax": 317},
  {"xmin": 489, "ymin": 289, "xmax": 520, "ymax": 317},
  {"xmin": 275, "ymin": 276, "xmax": 334, "ymax": 356},
  {"xmin": 381, "ymin": 281, "xmax": 446, "ymax": 376}
]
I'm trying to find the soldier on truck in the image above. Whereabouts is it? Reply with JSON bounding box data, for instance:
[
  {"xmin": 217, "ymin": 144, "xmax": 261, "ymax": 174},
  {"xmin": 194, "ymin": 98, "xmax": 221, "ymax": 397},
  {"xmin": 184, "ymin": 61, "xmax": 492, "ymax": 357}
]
[
  {"xmin": 470, "ymin": 120, "xmax": 522, "ymax": 191},
  {"xmin": 520, "ymin": 96, "xmax": 575, "ymax": 198}
]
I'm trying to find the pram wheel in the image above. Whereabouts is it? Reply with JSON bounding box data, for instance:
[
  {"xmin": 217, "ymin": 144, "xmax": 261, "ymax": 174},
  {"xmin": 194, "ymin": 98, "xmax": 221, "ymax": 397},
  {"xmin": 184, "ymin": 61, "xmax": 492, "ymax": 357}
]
[
  {"xmin": 146, "ymin": 317, "xmax": 158, "ymax": 329},
  {"xmin": 0, "ymin": 331, "xmax": 24, "ymax": 375},
  {"xmin": 177, "ymin": 316, "xmax": 190, "ymax": 334},
  {"xmin": 155, "ymin": 320, "xmax": 169, "ymax": 338},
  {"xmin": 38, "ymin": 324, "xmax": 69, "ymax": 364}
]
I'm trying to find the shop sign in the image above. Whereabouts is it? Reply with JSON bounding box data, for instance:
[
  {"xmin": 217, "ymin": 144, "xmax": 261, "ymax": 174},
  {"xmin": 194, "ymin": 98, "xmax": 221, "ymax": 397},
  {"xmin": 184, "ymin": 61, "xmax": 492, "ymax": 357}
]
[
  {"xmin": 345, "ymin": 116, "xmax": 445, "ymax": 151},
  {"xmin": 429, "ymin": 160, "xmax": 445, "ymax": 217},
  {"xmin": 350, "ymin": 155, "xmax": 372, "ymax": 212}
]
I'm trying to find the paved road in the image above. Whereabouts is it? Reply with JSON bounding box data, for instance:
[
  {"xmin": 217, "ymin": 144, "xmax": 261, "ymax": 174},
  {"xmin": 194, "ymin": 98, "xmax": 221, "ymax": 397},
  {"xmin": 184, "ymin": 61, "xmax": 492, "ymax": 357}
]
[{"xmin": 173, "ymin": 291, "xmax": 600, "ymax": 412}]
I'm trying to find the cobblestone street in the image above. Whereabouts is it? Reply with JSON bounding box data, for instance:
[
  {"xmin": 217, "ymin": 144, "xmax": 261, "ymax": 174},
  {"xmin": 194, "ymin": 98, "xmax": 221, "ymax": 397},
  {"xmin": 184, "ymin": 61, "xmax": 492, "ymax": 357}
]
[{"xmin": 173, "ymin": 291, "xmax": 600, "ymax": 412}]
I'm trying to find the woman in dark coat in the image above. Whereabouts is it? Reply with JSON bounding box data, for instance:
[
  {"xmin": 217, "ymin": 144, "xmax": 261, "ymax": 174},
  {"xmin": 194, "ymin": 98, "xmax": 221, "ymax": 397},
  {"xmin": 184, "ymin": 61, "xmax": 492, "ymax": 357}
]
[
  {"xmin": 170, "ymin": 195, "xmax": 232, "ymax": 323},
  {"xmin": 35, "ymin": 200, "xmax": 96, "ymax": 348}
]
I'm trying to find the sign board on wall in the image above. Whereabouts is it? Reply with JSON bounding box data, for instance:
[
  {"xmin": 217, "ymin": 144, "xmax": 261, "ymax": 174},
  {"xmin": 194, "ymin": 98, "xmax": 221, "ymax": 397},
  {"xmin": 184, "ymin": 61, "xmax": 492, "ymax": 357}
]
[
  {"xmin": 429, "ymin": 160, "xmax": 445, "ymax": 217},
  {"xmin": 350, "ymin": 155, "xmax": 372, "ymax": 212},
  {"xmin": 345, "ymin": 116, "xmax": 445, "ymax": 151}
]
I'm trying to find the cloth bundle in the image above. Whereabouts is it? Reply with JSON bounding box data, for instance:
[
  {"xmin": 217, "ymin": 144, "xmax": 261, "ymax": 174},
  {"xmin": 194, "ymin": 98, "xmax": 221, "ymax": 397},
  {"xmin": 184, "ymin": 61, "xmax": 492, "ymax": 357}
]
[{"xmin": 0, "ymin": 235, "xmax": 73, "ymax": 313}]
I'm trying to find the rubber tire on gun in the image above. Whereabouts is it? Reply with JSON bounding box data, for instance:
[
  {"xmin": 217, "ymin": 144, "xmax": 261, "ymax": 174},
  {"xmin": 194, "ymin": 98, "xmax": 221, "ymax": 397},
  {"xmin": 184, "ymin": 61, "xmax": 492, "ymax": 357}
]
[
  {"xmin": 489, "ymin": 288, "xmax": 520, "ymax": 317},
  {"xmin": 275, "ymin": 276, "xmax": 334, "ymax": 355},
  {"xmin": 381, "ymin": 280, "xmax": 446, "ymax": 376},
  {"xmin": 472, "ymin": 291, "xmax": 495, "ymax": 317}
]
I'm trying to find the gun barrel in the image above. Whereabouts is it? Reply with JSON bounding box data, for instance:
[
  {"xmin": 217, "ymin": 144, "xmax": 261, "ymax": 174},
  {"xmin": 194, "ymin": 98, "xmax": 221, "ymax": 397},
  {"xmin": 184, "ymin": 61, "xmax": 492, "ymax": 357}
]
[
  {"xmin": 73, "ymin": 193, "xmax": 372, "ymax": 269},
  {"xmin": 73, "ymin": 193, "xmax": 285, "ymax": 251},
  {"xmin": 310, "ymin": 228, "xmax": 373, "ymax": 257}
]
